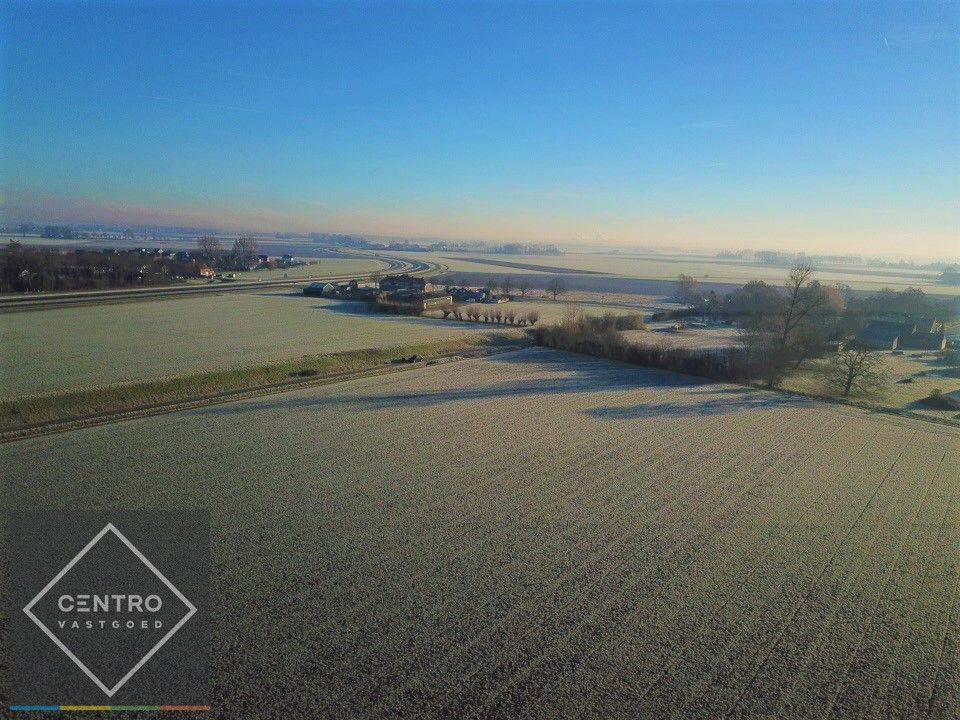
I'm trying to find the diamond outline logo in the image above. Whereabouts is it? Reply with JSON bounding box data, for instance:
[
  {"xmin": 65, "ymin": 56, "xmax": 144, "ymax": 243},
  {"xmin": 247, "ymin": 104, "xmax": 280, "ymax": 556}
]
[{"xmin": 22, "ymin": 522, "xmax": 197, "ymax": 698}]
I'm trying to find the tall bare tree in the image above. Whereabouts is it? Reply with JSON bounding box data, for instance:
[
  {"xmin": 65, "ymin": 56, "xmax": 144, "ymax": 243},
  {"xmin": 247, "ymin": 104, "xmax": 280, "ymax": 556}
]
[{"xmin": 777, "ymin": 263, "xmax": 826, "ymax": 353}]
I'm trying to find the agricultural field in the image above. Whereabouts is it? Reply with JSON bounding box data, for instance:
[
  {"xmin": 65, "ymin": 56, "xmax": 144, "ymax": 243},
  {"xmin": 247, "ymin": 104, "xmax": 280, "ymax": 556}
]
[
  {"xmin": 0, "ymin": 292, "xmax": 518, "ymax": 396},
  {"xmin": 2, "ymin": 347, "xmax": 957, "ymax": 718},
  {"xmin": 227, "ymin": 256, "xmax": 389, "ymax": 281},
  {"xmin": 621, "ymin": 321, "xmax": 742, "ymax": 351},
  {"xmin": 404, "ymin": 250, "xmax": 959, "ymax": 296},
  {"xmin": 0, "ymin": 292, "xmax": 637, "ymax": 396}
]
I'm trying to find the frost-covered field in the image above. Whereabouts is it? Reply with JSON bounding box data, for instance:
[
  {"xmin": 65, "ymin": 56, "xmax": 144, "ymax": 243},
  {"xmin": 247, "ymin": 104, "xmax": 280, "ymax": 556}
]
[
  {"xmin": 2, "ymin": 347, "xmax": 957, "ymax": 718},
  {"xmin": 405, "ymin": 250, "xmax": 958, "ymax": 295},
  {"xmin": 228, "ymin": 256, "xmax": 388, "ymax": 280},
  {"xmin": 0, "ymin": 293, "xmax": 633, "ymax": 396},
  {"xmin": 0, "ymin": 292, "xmax": 510, "ymax": 395}
]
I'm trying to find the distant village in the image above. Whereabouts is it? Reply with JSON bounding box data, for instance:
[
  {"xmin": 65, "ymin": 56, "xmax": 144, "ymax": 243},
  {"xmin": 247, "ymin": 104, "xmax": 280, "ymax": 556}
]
[{"xmin": 0, "ymin": 238, "xmax": 314, "ymax": 293}]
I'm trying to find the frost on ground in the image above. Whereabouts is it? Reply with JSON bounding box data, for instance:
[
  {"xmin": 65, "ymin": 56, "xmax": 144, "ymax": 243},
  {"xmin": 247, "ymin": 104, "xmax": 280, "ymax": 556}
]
[
  {"xmin": 2, "ymin": 347, "xmax": 958, "ymax": 719},
  {"xmin": 1, "ymin": 293, "xmax": 510, "ymax": 395}
]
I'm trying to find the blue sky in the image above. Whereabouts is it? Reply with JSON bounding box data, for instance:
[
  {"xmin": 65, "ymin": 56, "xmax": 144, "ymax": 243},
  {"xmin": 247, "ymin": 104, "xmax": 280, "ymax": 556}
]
[{"xmin": 2, "ymin": 1, "xmax": 958, "ymax": 255}]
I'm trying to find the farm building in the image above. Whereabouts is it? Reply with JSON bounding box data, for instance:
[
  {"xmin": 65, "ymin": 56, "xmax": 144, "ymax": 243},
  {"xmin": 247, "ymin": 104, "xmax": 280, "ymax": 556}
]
[
  {"xmin": 303, "ymin": 282, "xmax": 336, "ymax": 297},
  {"xmin": 396, "ymin": 291, "xmax": 452, "ymax": 311},
  {"xmin": 853, "ymin": 318, "xmax": 947, "ymax": 352},
  {"xmin": 853, "ymin": 320, "xmax": 904, "ymax": 350},
  {"xmin": 450, "ymin": 286, "xmax": 491, "ymax": 303},
  {"xmin": 380, "ymin": 274, "xmax": 430, "ymax": 293},
  {"xmin": 911, "ymin": 317, "xmax": 942, "ymax": 334},
  {"xmin": 376, "ymin": 291, "xmax": 452, "ymax": 313},
  {"xmin": 901, "ymin": 329, "xmax": 947, "ymax": 351}
]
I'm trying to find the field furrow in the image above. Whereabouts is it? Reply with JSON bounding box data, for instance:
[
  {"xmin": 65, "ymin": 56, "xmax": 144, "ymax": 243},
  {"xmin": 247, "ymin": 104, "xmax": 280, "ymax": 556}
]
[{"xmin": 2, "ymin": 347, "xmax": 956, "ymax": 718}]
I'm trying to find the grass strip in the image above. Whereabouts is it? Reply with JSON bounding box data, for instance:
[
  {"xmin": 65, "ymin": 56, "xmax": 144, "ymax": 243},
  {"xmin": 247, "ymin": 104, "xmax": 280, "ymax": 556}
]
[{"xmin": 1, "ymin": 334, "xmax": 526, "ymax": 432}]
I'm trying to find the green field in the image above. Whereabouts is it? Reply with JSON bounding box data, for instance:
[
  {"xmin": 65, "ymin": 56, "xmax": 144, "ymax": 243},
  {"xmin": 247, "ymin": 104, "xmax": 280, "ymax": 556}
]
[{"xmin": 2, "ymin": 348, "xmax": 957, "ymax": 718}]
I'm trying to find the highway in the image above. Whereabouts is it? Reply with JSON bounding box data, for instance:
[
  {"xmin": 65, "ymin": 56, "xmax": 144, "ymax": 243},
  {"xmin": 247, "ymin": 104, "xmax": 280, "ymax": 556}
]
[{"xmin": 0, "ymin": 253, "xmax": 442, "ymax": 312}]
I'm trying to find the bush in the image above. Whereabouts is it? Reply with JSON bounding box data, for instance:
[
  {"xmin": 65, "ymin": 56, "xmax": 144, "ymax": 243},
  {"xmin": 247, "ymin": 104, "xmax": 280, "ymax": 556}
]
[
  {"xmin": 651, "ymin": 307, "xmax": 701, "ymax": 322},
  {"xmin": 532, "ymin": 313, "xmax": 747, "ymax": 382},
  {"xmin": 919, "ymin": 389, "xmax": 960, "ymax": 410}
]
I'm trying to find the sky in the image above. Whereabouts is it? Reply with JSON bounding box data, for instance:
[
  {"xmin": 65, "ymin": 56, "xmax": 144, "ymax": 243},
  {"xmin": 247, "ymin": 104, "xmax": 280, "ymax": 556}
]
[{"xmin": 1, "ymin": 1, "xmax": 958, "ymax": 257}]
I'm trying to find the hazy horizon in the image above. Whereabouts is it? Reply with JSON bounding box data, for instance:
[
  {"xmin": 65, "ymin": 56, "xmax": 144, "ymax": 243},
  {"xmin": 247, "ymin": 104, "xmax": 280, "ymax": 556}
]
[{"xmin": 2, "ymin": 2, "xmax": 958, "ymax": 258}]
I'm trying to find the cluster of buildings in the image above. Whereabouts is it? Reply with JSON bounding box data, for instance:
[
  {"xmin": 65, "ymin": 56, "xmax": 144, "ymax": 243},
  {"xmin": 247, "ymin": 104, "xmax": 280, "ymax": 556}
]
[
  {"xmin": 854, "ymin": 317, "xmax": 947, "ymax": 351},
  {"xmin": 303, "ymin": 274, "xmax": 509, "ymax": 312}
]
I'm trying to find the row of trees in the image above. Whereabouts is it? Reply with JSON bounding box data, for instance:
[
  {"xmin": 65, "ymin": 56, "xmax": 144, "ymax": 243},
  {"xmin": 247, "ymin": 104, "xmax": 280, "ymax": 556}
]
[
  {"xmin": 534, "ymin": 304, "xmax": 892, "ymax": 399},
  {"xmin": 534, "ymin": 310, "xmax": 748, "ymax": 382},
  {"xmin": 439, "ymin": 275, "xmax": 570, "ymax": 301},
  {"xmin": 0, "ymin": 241, "xmax": 199, "ymax": 292},
  {"xmin": 443, "ymin": 305, "xmax": 541, "ymax": 326}
]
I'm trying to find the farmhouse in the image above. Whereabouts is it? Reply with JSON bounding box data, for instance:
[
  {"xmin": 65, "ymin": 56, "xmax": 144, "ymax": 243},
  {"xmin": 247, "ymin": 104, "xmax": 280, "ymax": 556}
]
[
  {"xmin": 450, "ymin": 287, "xmax": 485, "ymax": 302},
  {"xmin": 854, "ymin": 320, "xmax": 903, "ymax": 350},
  {"xmin": 303, "ymin": 282, "xmax": 335, "ymax": 297},
  {"xmin": 901, "ymin": 328, "xmax": 947, "ymax": 351},
  {"xmin": 380, "ymin": 274, "xmax": 430, "ymax": 293},
  {"xmin": 854, "ymin": 318, "xmax": 947, "ymax": 351}
]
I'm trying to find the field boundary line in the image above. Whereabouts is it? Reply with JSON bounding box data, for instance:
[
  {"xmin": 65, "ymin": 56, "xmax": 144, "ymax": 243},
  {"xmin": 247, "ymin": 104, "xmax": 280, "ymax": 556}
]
[{"xmin": 0, "ymin": 344, "xmax": 520, "ymax": 443}]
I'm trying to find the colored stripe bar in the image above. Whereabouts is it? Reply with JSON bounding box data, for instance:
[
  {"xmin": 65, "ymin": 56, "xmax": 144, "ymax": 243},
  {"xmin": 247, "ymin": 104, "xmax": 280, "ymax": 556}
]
[
  {"xmin": 9, "ymin": 708, "xmax": 60, "ymax": 712},
  {"xmin": 9, "ymin": 706, "xmax": 210, "ymax": 712}
]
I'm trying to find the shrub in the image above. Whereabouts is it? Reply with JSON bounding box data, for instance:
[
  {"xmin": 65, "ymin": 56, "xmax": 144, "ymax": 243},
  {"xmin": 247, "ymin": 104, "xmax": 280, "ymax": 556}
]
[
  {"xmin": 919, "ymin": 389, "xmax": 960, "ymax": 410},
  {"xmin": 532, "ymin": 313, "xmax": 748, "ymax": 382}
]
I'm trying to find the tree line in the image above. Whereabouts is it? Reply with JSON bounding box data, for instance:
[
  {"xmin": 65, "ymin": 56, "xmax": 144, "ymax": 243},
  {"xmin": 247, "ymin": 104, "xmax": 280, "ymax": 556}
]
[
  {"xmin": 0, "ymin": 241, "xmax": 201, "ymax": 292},
  {"xmin": 536, "ymin": 266, "xmax": 957, "ymax": 400}
]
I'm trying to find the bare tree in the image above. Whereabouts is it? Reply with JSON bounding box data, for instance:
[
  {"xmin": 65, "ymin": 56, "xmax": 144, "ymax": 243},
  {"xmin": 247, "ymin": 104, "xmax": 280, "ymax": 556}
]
[
  {"xmin": 547, "ymin": 276, "xmax": 567, "ymax": 300},
  {"xmin": 738, "ymin": 316, "xmax": 788, "ymax": 387},
  {"xmin": 230, "ymin": 236, "xmax": 259, "ymax": 268},
  {"xmin": 198, "ymin": 236, "xmax": 222, "ymax": 264},
  {"xmin": 826, "ymin": 346, "xmax": 888, "ymax": 398},
  {"xmin": 777, "ymin": 264, "xmax": 825, "ymax": 353},
  {"xmin": 517, "ymin": 277, "xmax": 531, "ymax": 298},
  {"xmin": 526, "ymin": 310, "xmax": 540, "ymax": 325},
  {"xmin": 500, "ymin": 275, "xmax": 513, "ymax": 297},
  {"xmin": 675, "ymin": 273, "xmax": 703, "ymax": 306}
]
